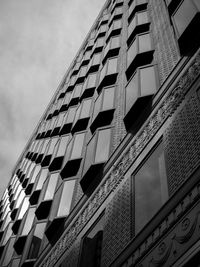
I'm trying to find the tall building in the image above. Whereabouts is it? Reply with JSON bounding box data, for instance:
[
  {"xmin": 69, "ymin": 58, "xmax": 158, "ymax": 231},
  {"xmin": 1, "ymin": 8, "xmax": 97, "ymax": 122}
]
[{"xmin": 0, "ymin": 0, "xmax": 200, "ymax": 266}]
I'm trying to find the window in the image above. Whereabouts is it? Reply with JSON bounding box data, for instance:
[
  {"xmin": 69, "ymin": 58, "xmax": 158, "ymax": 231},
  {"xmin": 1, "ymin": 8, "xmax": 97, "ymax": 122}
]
[
  {"xmin": 134, "ymin": 141, "xmax": 168, "ymax": 233},
  {"xmin": 60, "ymin": 106, "xmax": 77, "ymax": 134},
  {"xmin": 87, "ymin": 53, "xmax": 101, "ymax": 74},
  {"xmin": 127, "ymin": 10, "xmax": 150, "ymax": 45},
  {"xmin": 98, "ymin": 57, "xmax": 118, "ymax": 93},
  {"xmin": 91, "ymin": 87, "xmax": 115, "ymax": 132},
  {"xmin": 76, "ymin": 66, "xmax": 87, "ymax": 84},
  {"xmin": 81, "ymin": 73, "xmax": 97, "ymax": 99},
  {"xmin": 81, "ymin": 128, "xmax": 111, "ymax": 192},
  {"xmin": 69, "ymin": 84, "xmax": 83, "ymax": 106},
  {"xmin": 103, "ymin": 35, "xmax": 120, "ymax": 64},
  {"xmin": 61, "ymin": 132, "xmax": 86, "ymax": 179},
  {"xmin": 72, "ymin": 98, "xmax": 92, "ymax": 133},
  {"xmin": 43, "ymin": 173, "xmax": 59, "ymax": 201},
  {"xmin": 49, "ymin": 135, "xmax": 70, "ymax": 172},
  {"xmin": 60, "ymin": 91, "xmax": 72, "ymax": 111},
  {"xmin": 128, "ymin": 0, "xmax": 148, "ymax": 23},
  {"xmin": 127, "ymin": 32, "xmax": 154, "ymax": 79},
  {"xmin": 45, "ymin": 179, "xmax": 76, "ymax": 242},
  {"xmin": 78, "ymin": 214, "xmax": 104, "ymax": 267},
  {"xmin": 27, "ymin": 223, "xmax": 46, "ymax": 260},
  {"xmin": 106, "ymin": 19, "xmax": 122, "ymax": 42},
  {"xmin": 92, "ymin": 37, "xmax": 105, "ymax": 54},
  {"xmin": 172, "ymin": 0, "xmax": 200, "ymax": 54},
  {"xmin": 124, "ymin": 65, "xmax": 157, "ymax": 129},
  {"xmin": 1, "ymin": 237, "xmax": 15, "ymax": 266}
]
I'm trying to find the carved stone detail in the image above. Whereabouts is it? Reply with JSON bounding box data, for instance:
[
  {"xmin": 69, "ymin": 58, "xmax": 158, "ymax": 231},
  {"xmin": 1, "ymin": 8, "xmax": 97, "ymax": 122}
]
[{"xmin": 40, "ymin": 50, "xmax": 200, "ymax": 267}]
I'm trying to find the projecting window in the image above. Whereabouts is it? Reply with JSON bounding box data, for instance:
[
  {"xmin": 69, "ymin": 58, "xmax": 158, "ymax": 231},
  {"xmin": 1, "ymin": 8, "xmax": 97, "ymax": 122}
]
[
  {"xmin": 128, "ymin": 0, "xmax": 148, "ymax": 23},
  {"xmin": 98, "ymin": 57, "xmax": 118, "ymax": 93},
  {"xmin": 43, "ymin": 173, "xmax": 59, "ymax": 201},
  {"xmin": 78, "ymin": 213, "xmax": 104, "ymax": 267},
  {"xmin": 81, "ymin": 128, "xmax": 111, "ymax": 192},
  {"xmin": 91, "ymin": 87, "xmax": 115, "ymax": 133},
  {"xmin": 172, "ymin": 0, "xmax": 200, "ymax": 54},
  {"xmin": 81, "ymin": 73, "xmax": 97, "ymax": 99},
  {"xmin": 1, "ymin": 237, "xmax": 15, "ymax": 266},
  {"xmin": 134, "ymin": 141, "xmax": 168, "ymax": 234},
  {"xmin": 45, "ymin": 179, "xmax": 76, "ymax": 241},
  {"xmin": 126, "ymin": 32, "xmax": 154, "ymax": 79},
  {"xmin": 60, "ymin": 106, "xmax": 77, "ymax": 134},
  {"xmin": 103, "ymin": 35, "xmax": 120, "ymax": 64},
  {"xmin": 27, "ymin": 223, "xmax": 46, "ymax": 260},
  {"xmin": 107, "ymin": 19, "xmax": 122, "ymax": 42},
  {"xmin": 124, "ymin": 65, "xmax": 157, "ymax": 130},
  {"xmin": 21, "ymin": 207, "xmax": 36, "ymax": 236},
  {"xmin": 69, "ymin": 84, "xmax": 83, "ymax": 106},
  {"xmin": 127, "ymin": 10, "xmax": 150, "ymax": 45},
  {"xmin": 60, "ymin": 92, "xmax": 72, "ymax": 111}
]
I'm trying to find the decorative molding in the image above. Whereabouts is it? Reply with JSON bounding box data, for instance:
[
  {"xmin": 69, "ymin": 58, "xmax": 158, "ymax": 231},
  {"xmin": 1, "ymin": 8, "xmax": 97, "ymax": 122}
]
[{"xmin": 40, "ymin": 50, "xmax": 200, "ymax": 267}]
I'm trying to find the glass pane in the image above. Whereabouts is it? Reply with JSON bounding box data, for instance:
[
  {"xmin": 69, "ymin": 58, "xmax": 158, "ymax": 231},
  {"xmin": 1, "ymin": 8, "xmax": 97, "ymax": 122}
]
[
  {"xmin": 47, "ymin": 138, "xmax": 58, "ymax": 155},
  {"xmin": 111, "ymin": 35, "xmax": 120, "ymax": 48},
  {"xmin": 102, "ymin": 87, "xmax": 115, "ymax": 110},
  {"xmin": 127, "ymin": 38, "xmax": 137, "ymax": 67},
  {"xmin": 125, "ymin": 71, "xmax": 138, "ymax": 114},
  {"xmin": 93, "ymin": 92, "xmax": 102, "ymax": 121},
  {"xmin": 135, "ymin": 142, "xmax": 168, "ymax": 233},
  {"xmin": 80, "ymin": 99, "xmax": 92, "ymax": 119},
  {"xmin": 95, "ymin": 128, "xmax": 111, "ymax": 163},
  {"xmin": 88, "ymin": 73, "xmax": 96, "ymax": 88},
  {"xmin": 30, "ymin": 165, "xmax": 41, "ymax": 184},
  {"xmin": 2, "ymin": 222, "xmax": 13, "ymax": 245},
  {"xmin": 44, "ymin": 173, "xmax": 59, "ymax": 200},
  {"xmin": 18, "ymin": 197, "xmax": 29, "ymax": 220},
  {"xmin": 107, "ymin": 57, "xmax": 118, "ymax": 74},
  {"xmin": 73, "ymin": 84, "xmax": 83, "ymax": 98},
  {"xmin": 137, "ymin": 11, "xmax": 148, "ymax": 25},
  {"xmin": 93, "ymin": 53, "xmax": 101, "ymax": 65},
  {"xmin": 67, "ymin": 107, "xmax": 76, "ymax": 124},
  {"xmin": 70, "ymin": 133, "xmax": 85, "ymax": 159},
  {"xmin": 84, "ymin": 134, "xmax": 96, "ymax": 174},
  {"xmin": 63, "ymin": 92, "xmax": 71, "ymax": 105},
  {"xmin": 138, "ymin": 33, "xmax": 151, "ymax": 54},
  {"xmin": 57, "ymin": 180, "xmax": 76, "ymax": 217},
  {"xmin": 15, "ymin": 190, "xmax": 25, "ymax": 209},
  {"xmin": 36, "ymin": 169, "xmax": 49, "ymax": 190},
  {"xmin": 27, "ymin": 223, "xmax": 46, "ymax": 259},
  {"xmin": 174, "ymin": 0, "xmax": 196, "ymax": 36},
  {"xmin": 140, "ymin": 66, "xmax": 156, "ymax": 96},
  {"xmin": 2, "ymin": 237, "xmax": 15, "ymax": 266},
  {"xmin": 10, "ymin": 258, "xmax": 20, "ymax": 267},
  {"xmin": 56, "ymin": 136, "xmax": 70, "ymax": 157},
  {"xmin": 22, "ymin": 207, "xmax": 36, "ymax": 235},
  {"xmin": 57, "ymin": 113, "xmax": 65, "ymax": 127}
]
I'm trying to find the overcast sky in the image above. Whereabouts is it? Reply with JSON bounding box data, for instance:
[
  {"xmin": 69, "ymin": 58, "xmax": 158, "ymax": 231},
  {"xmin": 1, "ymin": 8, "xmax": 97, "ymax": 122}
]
[{"xmin": 0, "ymin": 0, "xmax": 105, "ymax": 198}]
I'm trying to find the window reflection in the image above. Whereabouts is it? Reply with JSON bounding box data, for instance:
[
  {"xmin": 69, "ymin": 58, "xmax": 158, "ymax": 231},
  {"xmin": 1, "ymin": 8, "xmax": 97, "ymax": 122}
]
[
  {"xmin": 135, "ymin": 141, "xmax": 168, "ymax": 233},
  {"xmin": 57, "ymin": 180, "xmax": 76, "ymax": 217},
  {"xmin": 21, "ymin": 207, "xmax": 36, "ymax": 236},
  {"xmin": 43, "ymin": 173, "xmax": 59, "ymax": 200}
]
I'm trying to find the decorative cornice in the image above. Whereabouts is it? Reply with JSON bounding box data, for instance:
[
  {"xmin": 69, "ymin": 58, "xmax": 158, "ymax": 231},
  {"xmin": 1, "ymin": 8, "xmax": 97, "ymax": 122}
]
[{"xmin": 40, "ymin": 50, "xmax": 200, "ymax": 267}]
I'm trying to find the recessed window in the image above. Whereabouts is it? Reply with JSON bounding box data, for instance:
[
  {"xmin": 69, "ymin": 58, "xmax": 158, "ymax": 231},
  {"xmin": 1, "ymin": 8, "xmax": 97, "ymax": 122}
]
[
  {"xmin": 79, "ymin": 214, "xmax": 104, "ymax": 267},
  {"xmin": 134, "ymin": 141, "xmax": 168, "ymax": 233}
]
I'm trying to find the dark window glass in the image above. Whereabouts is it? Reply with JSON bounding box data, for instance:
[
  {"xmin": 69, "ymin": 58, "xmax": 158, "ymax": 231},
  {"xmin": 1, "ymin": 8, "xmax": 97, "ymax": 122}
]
[
  {"xmin": 79, "ymin": 214, "xmax": 104, "ymax": 267},
  {"xmin": 135, "ymin": 141, "xmax": 168, "ymax": 233}
]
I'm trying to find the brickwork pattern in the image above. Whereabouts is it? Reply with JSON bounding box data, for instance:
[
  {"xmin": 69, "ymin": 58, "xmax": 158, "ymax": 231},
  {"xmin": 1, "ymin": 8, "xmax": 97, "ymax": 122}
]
[
  {"xmin": 61, "ymin": 240, "xmax": 81, "ymax": 267},
  {"xmin": 101, "ymin": 177, "xmax": 132, "ymax": 267},
  {"xmin": 149, "ymin": 0, "xmax": 180, "ymax": 84},
  {"xmin": 164, "ymin": 91, "xmax": 200, "ymax": 196}
]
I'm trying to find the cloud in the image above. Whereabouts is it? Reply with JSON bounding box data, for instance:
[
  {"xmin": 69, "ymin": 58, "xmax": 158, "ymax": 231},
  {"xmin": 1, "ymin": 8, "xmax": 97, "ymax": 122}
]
[{"xmin": 0, "ymin": 0, "xmax": 105, "ymax": 197}]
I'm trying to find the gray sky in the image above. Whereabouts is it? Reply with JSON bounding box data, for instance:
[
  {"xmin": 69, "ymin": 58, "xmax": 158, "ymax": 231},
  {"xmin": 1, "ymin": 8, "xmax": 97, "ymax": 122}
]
[{"xmin": 0, "ymin": 0, "xmax": 105, "ymax": 197}]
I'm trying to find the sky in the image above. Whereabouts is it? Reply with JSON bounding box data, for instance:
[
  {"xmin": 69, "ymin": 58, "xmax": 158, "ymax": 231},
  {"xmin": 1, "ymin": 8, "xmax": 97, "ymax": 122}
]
[{"xmin": 0, "ymin": 0, "xmax": 105, "ymax": 198}]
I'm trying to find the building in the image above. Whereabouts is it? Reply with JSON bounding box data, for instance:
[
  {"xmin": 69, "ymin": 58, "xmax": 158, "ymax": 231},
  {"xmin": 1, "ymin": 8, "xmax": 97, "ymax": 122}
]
[{"xmin": 0, "ymin": 0, "xmax": 200, "ymax": 266}]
